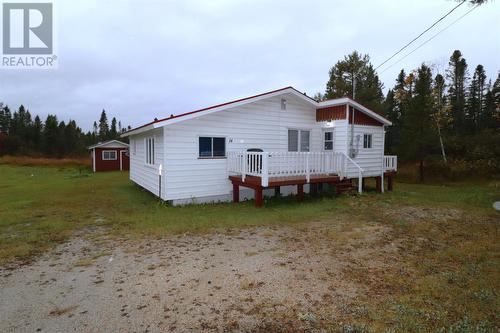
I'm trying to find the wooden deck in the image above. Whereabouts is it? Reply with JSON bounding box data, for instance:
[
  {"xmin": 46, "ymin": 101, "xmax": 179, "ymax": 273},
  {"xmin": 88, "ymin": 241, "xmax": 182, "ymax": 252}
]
[
  {"xmin": 229, "ymin": 173, "xmax": 346, "ymax": 207},
  {"xmin": 229, "ymin": 171, "xmax": 397, "ymax": 207}
]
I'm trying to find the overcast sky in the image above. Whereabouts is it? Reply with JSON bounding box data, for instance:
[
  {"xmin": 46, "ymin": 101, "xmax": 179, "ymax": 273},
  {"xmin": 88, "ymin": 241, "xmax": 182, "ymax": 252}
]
[{"xmin": 1, "ymin": 0, "xmax": 499, "ymax": 131}]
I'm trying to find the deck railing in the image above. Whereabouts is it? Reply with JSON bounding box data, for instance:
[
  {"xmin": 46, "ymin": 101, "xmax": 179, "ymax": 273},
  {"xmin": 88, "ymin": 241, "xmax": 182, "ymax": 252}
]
[
  {"xmin": 383, "ymin": 155, "xmax": 398, "ymax": 172},
  {"xmin": 227, "ymin": 151, "xmax": 365, "ymax": 192}
]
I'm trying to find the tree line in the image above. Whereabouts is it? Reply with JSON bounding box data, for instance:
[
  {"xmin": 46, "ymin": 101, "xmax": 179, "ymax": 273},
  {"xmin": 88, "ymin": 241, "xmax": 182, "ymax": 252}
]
[
  {"xmin": 319, "ymin": 50, "xmax": 500, "ymax": 179},
  {"xmin": 0, "ymin": 108, "xmax": 130, "ymax": 157}
]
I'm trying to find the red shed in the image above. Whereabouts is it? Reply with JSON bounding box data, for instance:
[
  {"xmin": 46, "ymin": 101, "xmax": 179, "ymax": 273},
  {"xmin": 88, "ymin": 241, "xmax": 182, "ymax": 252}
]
[{"xmin": 88, "ymin": 140, "xmax": 130, "ymax": 172}]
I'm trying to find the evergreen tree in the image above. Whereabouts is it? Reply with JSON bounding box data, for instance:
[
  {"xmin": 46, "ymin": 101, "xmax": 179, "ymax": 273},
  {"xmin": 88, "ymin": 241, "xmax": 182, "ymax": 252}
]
[
  {"xmin": 401, "ymin": 64, "xmax": 436, "ymax": 181},
  {"xmin": 0, "ymin": 105, "xmax": 11, "ymax": 134},
  {"xmin": 467, "ymin": 64, "xmax": 487, "ymax": 132},
  {"xmin": 110, "ymin": 117, "xmax": 118, "ymax": 139},
  {"xmin": 482, "ymin": 72, "xmax": 500, "ymax": 129},
  {"xmin": 32, "ymin": 115, "xmax": 42, "ymax": 151},
  {"xmin": 98, "ymin": 110, "xmax": 109, "ymax": 141},
  {"xmin": 42, "ymin": 115, "xmax": 59, "ymax": 156},
  {"xmin": 325, "ymin": 51, "xmax": 384, "ymax": 112},
  {"xmin": 382, "ymin": 89, "xmax": 397, "ymax": 153},
  {"xmin": 447, "ymin": 50, "xmax": 468, "ymax": 135},
  {"xmin": 432, "ymin": 73, "xmax": 447, "ymax": 163}
]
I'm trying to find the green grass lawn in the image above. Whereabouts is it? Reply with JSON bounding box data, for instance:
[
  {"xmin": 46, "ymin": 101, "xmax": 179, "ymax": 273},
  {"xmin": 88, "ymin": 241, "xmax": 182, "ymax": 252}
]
[
  {"xmin": 0, "ymin": 163, "xmax": 499, "ymax": 331},
  {"xmin": 0, "ymin": 163, "xmax": 498, "ymax": 265}
]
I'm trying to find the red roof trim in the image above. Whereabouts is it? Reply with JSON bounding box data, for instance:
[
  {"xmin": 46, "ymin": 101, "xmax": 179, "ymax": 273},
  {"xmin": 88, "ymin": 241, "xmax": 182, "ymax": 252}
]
[{"xmin": 123, "ymin": 86, "xmax": 316, "ymax": 134}]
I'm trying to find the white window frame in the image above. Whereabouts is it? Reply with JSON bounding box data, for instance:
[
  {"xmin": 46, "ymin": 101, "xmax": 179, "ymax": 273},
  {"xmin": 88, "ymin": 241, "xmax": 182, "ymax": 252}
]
[
  {"xmin": 323, "ymin": 130, "xmax": 334, "ymax": 151},
  {"xmin": 102, "ymin": 150, "xmax": 117, "ymax": 160},
  {"xmin": 363, "ymin": 133, "xmax": 373, "ymax": 149},
  {"xmin": 288, "ymin": 129, "xmax": 310, "ymax": 152},
  {"xmin": 145, "ymin": 137, "xmax": 155, "ymax": 165},
  {"xmin": 198, "ymin": 136, "xmax": 226, "ymax": 159}
]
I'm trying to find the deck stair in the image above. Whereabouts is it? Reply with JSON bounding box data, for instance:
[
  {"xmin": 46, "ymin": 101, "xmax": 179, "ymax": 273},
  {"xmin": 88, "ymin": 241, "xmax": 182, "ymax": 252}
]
[{"xmin": 335, "ymin": 179, "xmax": 357, "ymax": 195}]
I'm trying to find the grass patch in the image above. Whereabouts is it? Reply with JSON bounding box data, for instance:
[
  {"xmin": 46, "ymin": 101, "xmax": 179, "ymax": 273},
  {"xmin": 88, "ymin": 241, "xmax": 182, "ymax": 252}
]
[{"xmin": 72, "ymin": 251, "xmax": 111, "ymax": 267}]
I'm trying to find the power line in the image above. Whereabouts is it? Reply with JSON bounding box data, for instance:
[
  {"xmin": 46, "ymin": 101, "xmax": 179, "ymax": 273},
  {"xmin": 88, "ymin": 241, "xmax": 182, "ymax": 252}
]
[
  {"xmin": 374, "ymin": 0, "xmax": 467, "ymax": 71},
  {"xmin": 379, "ymin": 4, "xmax": 479, "ymax": 74}
]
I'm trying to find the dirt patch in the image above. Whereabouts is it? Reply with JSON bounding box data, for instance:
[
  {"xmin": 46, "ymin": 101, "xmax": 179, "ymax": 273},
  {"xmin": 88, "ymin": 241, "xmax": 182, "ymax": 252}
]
[
  {"xmin": 0, "ymin": 218, "xmax": 414, "ymax": 332},
  {"xmin": 382, "ymin": 205, "xmax": 462, "ymax": 223}
]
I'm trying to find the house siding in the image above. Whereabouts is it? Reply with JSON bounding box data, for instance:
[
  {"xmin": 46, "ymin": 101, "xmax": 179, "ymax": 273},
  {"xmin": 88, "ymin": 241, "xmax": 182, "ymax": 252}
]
[
  {"xmin": 348, "ymin": 124, "xmax": 385, "ymax": 178},
  {"xmin": 126, "ymin": 93, "xmax": 388, "ymax": 204},
  {"xmin": 94, "ymin": 147, "xmax": 129, "ymax": 172},
  {"xmin": 163, "ymin": 94, "xmax": 322, "ymax": 202},
  {"xmin": 129, "ymin": 128, "xmax": 164, "ymax": 198}
]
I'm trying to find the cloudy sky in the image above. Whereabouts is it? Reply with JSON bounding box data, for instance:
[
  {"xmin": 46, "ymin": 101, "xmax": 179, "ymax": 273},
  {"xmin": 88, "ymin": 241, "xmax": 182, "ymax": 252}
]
[{"xmin": 1, "ymin": 0, "xmax": 499, "ymax": 131}]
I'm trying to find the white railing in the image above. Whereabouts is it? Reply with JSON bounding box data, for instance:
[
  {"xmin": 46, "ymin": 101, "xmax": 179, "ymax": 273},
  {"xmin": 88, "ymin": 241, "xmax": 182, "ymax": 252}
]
[
  {"xmin": 227, "ymin": 151, "xmax": 365, "ymax": 193},
  {"xmin": 384, "ymin": 155, "xmax": 398, "ymax": 172}
]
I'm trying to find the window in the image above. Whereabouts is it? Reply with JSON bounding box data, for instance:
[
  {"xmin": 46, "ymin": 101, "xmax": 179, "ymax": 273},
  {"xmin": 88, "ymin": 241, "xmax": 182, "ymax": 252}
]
[
  {"xmin": 281, "ymin": 98, "xmax": 287, "ymax": 110},
  {"xmin": 199, "ymin": 137, "xmax": 226, "ymax": 158},
  {"xmin": 324, "ymin": 131, "xmax": 334, "ymax": 150},
  {"xmin": 145, "ymin": 137, "xmax": 155, "ymax": 164},
  {"xmin": 102, "ymin": 150, "xmax": 117, "ymax": 160},
  {"xmin": 132, "ymin": 139, "xmax": 136, "ymax": 155},
  {"xmin": 363, "ymin": 134, "xmax": 372, "ymax": 149},
  {"xmin": 288, "ymin": 129, "xmax": 310, "ymax": 152}
]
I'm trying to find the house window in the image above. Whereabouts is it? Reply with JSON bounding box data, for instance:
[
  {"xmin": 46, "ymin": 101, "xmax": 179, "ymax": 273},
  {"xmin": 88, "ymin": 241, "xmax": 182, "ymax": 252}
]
[
  {"xmin": 199, "ymin": 137, "xmax": 226, "ymax": 158},
  {"xmin": 132, "ymin": 139, "xmax": 136, "ymax": 155},
  {"xmin": 281, "ymin": 98, "xmax": 287, "ymax": 110},
  {"xmin": 363, "ymin": 134, "xmax": 372, "ymax": 149},
  {"xmin": 288, "ymin": 129, "xmax": 310, "ymax": 152},
  {"xmin": 102, "ymin": 150, "xmax": 117, "ymax": 160},
  {"xmin": 145, "ymin": 137, "xmax": 155, "ymax": 164},
  {"xmin": 324, "ymin": 131, "xmax": 334, "ymax": 150}
]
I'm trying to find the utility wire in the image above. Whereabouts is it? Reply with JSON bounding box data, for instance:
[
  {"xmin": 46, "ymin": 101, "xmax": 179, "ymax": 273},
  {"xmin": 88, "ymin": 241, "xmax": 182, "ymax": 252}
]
[
  {"xmin": 374, "ymin": 0, "xmax": 467, "ymax": 71},
  {"xmin": 379, "ymin": 5, "xmax": 479, "ymax": 74}
]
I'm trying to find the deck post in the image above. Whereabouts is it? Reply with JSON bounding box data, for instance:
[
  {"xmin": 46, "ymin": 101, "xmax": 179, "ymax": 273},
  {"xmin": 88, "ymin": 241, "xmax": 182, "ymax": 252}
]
[
  {"xmin": 387, "ymin": 174, "xmax": 394, "ymax": 191},
  {"xmin": 305, "ymin": 154, "xmax": 310, "ymax": 183},
  {"xmin": 358, "ymin": 170, "xmax": 363, "ymax": 193},
  {"xmin": 297, "ymin": 184, "xmax": 304, "ymax": 201},
  {"xmin": 232, "ymin": 183, "xmax": 240, "ymax": 203},
  {"xmin": 310, "ymin": 183, "xmax": 318, "ymax": 195},
  {"xmin": 376, "ymin": 176, "xmax": 382, "ymax": 193},
  {"xmin": 255, "ymin": 187, "xmax": 263, "ymax": 207},
  {"xmin": 261, "ymin": 153, "xmax": 269, "ymax": 187}
]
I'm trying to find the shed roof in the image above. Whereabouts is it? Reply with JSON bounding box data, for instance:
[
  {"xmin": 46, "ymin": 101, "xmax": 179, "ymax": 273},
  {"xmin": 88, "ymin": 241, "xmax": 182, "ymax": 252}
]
[{"xmin": 88, "ymin": 140, "xmax": 129, "ymax": 150}]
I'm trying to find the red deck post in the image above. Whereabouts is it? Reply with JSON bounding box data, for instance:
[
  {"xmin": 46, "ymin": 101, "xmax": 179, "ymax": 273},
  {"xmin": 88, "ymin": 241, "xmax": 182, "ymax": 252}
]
[
  {"xmin": 387, "ymin": 174, "xmax": 394, "ymax": 191},
  {"xmin": 232, "ymin": 183, "xmax": 240, "ymax": 203},
  {"xmin": 255, "ymin": 187, "xmax": 263, "ymax": 207},
  {"xmin": 297, "ymin": 184, "xmax": 304, "ymax": 201},
  {"xmin": 310, "ymin": 183, "xmax": 318, "ymax": 195},
  {"xmin": 376, "ymin": 176, "xmax": 382, "ymax": 193}
]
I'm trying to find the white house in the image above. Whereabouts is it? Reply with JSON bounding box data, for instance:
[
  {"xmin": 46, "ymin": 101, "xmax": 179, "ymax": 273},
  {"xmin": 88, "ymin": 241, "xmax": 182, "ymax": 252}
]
[{"xmin": 121, "ymin": 87, "xmax": 397, "ymax": 207}]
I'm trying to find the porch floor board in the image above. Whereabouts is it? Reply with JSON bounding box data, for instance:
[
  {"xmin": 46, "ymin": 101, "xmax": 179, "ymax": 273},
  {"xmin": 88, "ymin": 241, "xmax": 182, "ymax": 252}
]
[{"xmin": 229, "ymin": 174, "xmax": 341, "ymax": 188}]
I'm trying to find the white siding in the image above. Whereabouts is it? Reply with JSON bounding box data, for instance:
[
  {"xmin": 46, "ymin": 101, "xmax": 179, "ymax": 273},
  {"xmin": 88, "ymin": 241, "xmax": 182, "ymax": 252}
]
[
  {"xmin": 127, "ymin": 93, "xmax": 388, "ymax": 203},
  {"xmin": 349, "ymin": 125, "xmax": 385, "ymax": 178},
  {"xmin": 163, "ymin": 93, "xmax": 321, "ymax": 201},
  {"xmin": 129, "ymin": 128, "xmax": 164, "ymax": 198}
]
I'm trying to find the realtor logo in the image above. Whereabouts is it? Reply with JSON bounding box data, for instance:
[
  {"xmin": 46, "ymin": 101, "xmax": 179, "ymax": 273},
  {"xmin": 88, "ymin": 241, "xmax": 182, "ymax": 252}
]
[{"xmin": 1, "ymin": 2, "xmax": 56, "ymax": 68}]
